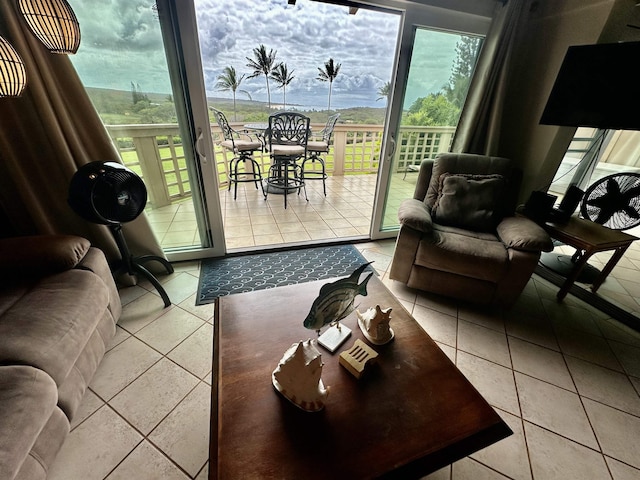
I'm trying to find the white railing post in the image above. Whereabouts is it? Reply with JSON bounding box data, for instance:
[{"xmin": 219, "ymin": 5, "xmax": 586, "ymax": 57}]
[
  {"xmin": 132, "ymin": 136, "xmax": 171, "ymax": 208},
  {"xmin": 333, "ymin": 130, "xmax": 347, "ymax": 176}
]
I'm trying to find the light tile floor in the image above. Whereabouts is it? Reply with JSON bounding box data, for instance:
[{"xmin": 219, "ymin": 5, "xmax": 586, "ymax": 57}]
[
  {"xmin": 48, "ymin": 239, "xmax": 640, "ymax": 480},
  {"xmin": 146, "ymin": 173, "xmax": 640, "ymax": 318}
]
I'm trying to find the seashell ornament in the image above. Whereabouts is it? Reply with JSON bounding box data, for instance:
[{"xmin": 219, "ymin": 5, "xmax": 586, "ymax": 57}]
[
  {"xmin": 357, "ymin": 305, "xmax": 394, "ymax": 345},
  {"xmin": 272, "ymin": 339, "xmax": 329, "ymax": 412}
]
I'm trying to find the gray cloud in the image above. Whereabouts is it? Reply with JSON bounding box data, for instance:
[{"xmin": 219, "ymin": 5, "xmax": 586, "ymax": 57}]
[{"xmin": 67, "ymin": 0, "xmax": 465, "ymax": 109}]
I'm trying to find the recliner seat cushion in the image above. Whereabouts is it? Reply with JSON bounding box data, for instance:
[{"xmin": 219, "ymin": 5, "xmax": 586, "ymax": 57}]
[{"xmin": 415, "ymin": 228, "xmax": 508, "ymax": 282}]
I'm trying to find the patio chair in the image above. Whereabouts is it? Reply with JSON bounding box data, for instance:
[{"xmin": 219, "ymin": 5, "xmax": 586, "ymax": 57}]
[
  {"xmin": 211, "ymin": 108, "xmax": 264, "ymax": 200},
  {"xmin": 301, "ymin": 113, "xmax": 339, "ymax": 196},
  {"xmin": 266, "ymin": 112, "xmax": 310, "ymax": 208}
]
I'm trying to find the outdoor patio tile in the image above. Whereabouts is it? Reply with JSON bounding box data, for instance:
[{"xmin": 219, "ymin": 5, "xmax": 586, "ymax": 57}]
[
  {"xmin": 277, "ymin": 221, "xmax": 306, "ymax": 233},
  {"xmin": 307, "ymin": 229, "xmax": 337, "ymax": 240},
  {"xmin": 332, "ymin": 226, "xmax": 360, "ymax": 236},
  {"xmin": 282, "ymin": 231, "xmax": 312, "ymax": 242},
  {"xmin": 253, "ymin": 233, "xmax": 284, "ymax": 245}
]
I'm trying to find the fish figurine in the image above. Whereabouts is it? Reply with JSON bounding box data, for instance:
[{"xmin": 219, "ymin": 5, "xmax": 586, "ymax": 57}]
[{"xmin": 303, "ymin": 262, "xmax": 374, "ymax": 334}]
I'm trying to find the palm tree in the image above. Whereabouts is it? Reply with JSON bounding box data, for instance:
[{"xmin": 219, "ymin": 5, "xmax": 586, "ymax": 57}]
[
  {"xmin": 270, "ymin": 63, "xmax": 295, "ymax": 109},
  {"xmin": 215, "ymin": 66, "xmax": 251, "ymax": 121},
  {"xmin": 246, "ymin": 44, "xmax": 277, "ymax": 110},
  {"xmin": 317, "ymin": 58, "xmax": 341, "ymax": 113},
  {"xmin": 377, "ymin": 81, "xmax": 391, "ymax": 104}
]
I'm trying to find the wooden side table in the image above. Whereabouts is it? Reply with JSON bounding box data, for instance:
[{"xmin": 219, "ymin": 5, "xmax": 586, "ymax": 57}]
[{"xmin": 542, "ymin": 216, "xmax": 638, "ymax": 300}]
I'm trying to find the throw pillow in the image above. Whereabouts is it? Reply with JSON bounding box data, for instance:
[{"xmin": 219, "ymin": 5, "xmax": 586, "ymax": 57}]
[{"xmin": 432, "ymin": 173, "xmax": 506, "ymax": 231}]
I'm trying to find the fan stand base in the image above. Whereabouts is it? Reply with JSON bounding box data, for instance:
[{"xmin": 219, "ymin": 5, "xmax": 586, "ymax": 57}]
[
  {"xmin": 539, "ymin": 252, "xmax": 602, "ymax": 285},
  {"xmin": 110, "ymin": 224, "xmax": 174, "ymax": 308}
]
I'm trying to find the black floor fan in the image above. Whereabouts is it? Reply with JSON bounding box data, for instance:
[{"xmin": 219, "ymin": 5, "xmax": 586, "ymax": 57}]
[{"xmin": 68, "ymin": 161, "xmax": 173, "ymax": 307}]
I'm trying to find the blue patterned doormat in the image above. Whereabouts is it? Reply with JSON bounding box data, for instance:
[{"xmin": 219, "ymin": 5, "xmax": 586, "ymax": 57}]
[{"xmin": 196, "ymin": 245, "xmax": 373, "ymax": 305}]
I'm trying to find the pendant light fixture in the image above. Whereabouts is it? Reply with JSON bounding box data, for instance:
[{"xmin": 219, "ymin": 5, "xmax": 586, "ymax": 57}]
[
  {"xmin": 0, "ymin": 35, "xmax": 27, "ymax": 97},
  {"xmin": 17, "ymin": 0, "xmax": 81, "ymax": 54}
]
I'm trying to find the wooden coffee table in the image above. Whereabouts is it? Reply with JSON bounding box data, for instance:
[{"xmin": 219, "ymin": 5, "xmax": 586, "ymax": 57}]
[{"xmin": 210, "ymin": 275, "xmax": 511, "ymax": 479}]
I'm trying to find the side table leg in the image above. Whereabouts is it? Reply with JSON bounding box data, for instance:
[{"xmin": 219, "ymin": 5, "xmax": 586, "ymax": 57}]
[
  {"xmin": 557, "ymin": 250, "xmax": 592, "ymax": 301},
  {"xmin": 591, "ymin": 244, "xmax": 631, "ymax": 293}
]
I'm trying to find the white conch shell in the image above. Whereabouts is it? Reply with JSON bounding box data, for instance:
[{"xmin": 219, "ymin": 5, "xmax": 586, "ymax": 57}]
[
  {"xmin": 357, "ymin": 305, "xmax": 394, "ymax": 345},
  {"xmin": 272, "ymin": 339, "xmax": 329, "ymax": 412}
]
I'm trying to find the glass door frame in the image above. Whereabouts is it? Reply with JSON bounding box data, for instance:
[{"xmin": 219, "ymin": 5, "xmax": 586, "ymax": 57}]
[
  {"xmin": 159, "ymin": 0, "xmax": 226, "ymax": 261},
  {"xmin": 369, "ymin": 1, "xmax": 494, "ymax": 240},
  {"xmin": 164, "ymin": 0, "xmax": 496, "ymax": 260}
]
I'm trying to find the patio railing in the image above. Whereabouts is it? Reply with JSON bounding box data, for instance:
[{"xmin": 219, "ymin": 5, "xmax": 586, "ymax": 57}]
[{"xmin": 105, "ymin": 123, "xmax": 455, "ymax": 208}]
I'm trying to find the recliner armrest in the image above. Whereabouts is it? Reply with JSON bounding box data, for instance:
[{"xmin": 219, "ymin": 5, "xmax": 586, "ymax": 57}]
[
  {"xmin": 496, "ymin": 217, "xmax": 553, "ymax": 252},
  {"xmin": 398, "ymin": 198, "xmax": 433, "ymax": 233}
]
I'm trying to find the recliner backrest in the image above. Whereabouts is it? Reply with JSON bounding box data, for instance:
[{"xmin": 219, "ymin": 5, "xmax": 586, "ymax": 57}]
[{"xmin": 421, "ymin": 153, "xmax": 522, "ymax": 219}]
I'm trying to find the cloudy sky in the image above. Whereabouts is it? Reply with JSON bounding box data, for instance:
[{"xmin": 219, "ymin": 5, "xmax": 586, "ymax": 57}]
[{"xmin": 68, "ymin": 0, "xmax": 463, "ymax": 110}]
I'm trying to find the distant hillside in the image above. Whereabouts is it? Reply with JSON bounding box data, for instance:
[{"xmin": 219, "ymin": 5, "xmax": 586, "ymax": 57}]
[{"xmin": 84, "ymin": 87, "xmax": 387, "ymax": 125}]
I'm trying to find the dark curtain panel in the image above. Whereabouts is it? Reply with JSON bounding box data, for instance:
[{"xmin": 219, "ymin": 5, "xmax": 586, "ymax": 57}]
[
  {"xmin": 451, "ymin": 0, "xmax": 526, "ymax": 155},
  {"xmin": 0, "ymin": 1, "xmax": 164, "ymax": 267}
]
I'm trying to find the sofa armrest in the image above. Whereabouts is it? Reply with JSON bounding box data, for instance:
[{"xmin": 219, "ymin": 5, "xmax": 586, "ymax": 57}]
[
  {"xmin": 496, "ymin": 217, "xmax": 554, "ymax": 252},
  {"xmin": 0, "ymin": 235, "xmax": 90, "ymax": 276},
  {"xmin": 398, "ymin": 198, "xmax": 433, "ymax": 233}
]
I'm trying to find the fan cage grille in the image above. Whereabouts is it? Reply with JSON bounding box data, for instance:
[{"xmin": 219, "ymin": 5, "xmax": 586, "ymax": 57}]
[{"xmin": 580, "ymin": 172, "xmax": 640, "ymax": 230}]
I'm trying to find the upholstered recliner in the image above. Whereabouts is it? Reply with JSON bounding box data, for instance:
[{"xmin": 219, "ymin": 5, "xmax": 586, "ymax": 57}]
[{"xmin": 390, "ymin": 153, "xmax": 553, "ymax": 308}]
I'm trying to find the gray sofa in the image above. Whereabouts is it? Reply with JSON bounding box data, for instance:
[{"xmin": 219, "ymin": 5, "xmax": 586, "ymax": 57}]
[{"xmin": 0, "ymin": 235, "xmax": 121, "ymax": 480}]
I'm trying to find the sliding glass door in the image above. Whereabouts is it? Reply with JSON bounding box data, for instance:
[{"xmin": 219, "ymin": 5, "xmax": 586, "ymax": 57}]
[
  {"xmin": 370, "ymin": 3, "xmax": 491, "ymax": 238},
  {"xmin": 68, "ymin": 0, "xmax": 496, "ymax": 260}
]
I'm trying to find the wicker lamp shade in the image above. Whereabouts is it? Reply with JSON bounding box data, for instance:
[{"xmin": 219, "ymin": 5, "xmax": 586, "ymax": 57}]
[
  {"xmin": 0, "ymin": 36, "xmax": 27, "ymax": 97},
  {"xmin": 18, "ymin": 0, "xmax": 80, "ymax": 54}
]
